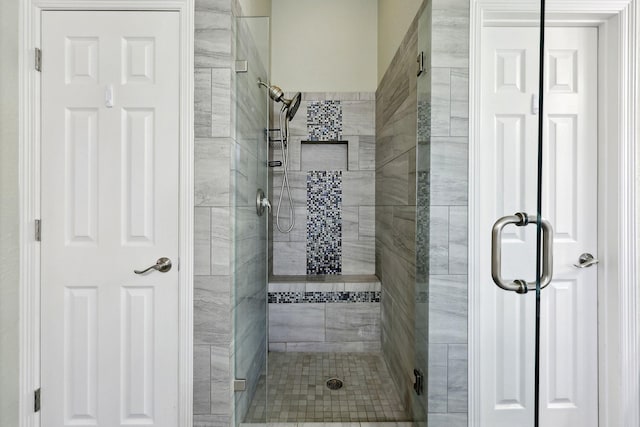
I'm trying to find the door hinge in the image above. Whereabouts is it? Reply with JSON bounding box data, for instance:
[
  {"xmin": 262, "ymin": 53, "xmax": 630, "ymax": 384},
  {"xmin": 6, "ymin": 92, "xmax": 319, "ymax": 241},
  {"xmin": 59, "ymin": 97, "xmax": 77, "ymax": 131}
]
[
  {"xmin": 34, "ymin": 388, "xmax": 41, "ymax": 412},
  {"xmin": 35, "ymin": 48, "xmax": 42, "ymax": 72},
  {"xmin": 35, "ymin": 219, "xmax": 41, "ymax": 241}
]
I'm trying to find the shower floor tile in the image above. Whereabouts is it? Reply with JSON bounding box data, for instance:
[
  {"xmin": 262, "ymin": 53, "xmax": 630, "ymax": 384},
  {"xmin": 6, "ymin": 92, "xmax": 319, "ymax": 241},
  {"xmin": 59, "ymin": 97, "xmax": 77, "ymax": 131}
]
[{"xmin": 245, "ymin": 352, "xmax": 408, "ymax": 423}]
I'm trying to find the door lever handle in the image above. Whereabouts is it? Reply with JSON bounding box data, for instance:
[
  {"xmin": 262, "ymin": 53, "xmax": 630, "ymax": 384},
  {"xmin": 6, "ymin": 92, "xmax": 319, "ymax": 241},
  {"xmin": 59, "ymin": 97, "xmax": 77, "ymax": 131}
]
[
  {"xmin": 134, "ymin": 257, "xmax": 172, "ymax": 274},
  {"xmin": 573, "ymin": 253, "xmax": 599, "ymax": 268}
]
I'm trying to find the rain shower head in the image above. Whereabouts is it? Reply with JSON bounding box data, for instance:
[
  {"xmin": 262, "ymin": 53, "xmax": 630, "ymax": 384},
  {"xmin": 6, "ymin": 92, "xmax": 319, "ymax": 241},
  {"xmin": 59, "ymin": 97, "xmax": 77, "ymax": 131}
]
[
  {"xmin": 258, "ymin": 79, "xmax": 302, "ymax": 121},
  {"xmin": 283, "ymin": 92, "xmax": 302, "ymax": 121}
]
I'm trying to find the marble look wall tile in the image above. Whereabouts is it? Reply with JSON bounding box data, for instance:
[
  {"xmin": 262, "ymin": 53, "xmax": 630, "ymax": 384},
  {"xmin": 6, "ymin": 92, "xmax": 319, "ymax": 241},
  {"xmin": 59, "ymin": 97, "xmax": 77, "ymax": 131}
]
[
  {"xmin": 448, "ymin": 344, "xmax": 468, "ymax": 413},
  {"xmin": 304, "ymin": 281, "xmax": 345, "ymax": 292},
  {"xmin": 449, "ymin": 206, "xmax": 468, "ymax": 274},
  {"xmin": 211, "ymin": 207, "xmax": 231, "ymax": 275},
  {"xmin": 211, "ymin": 68, "xmax": 232, "ymax": 137},
  {"xmin": 195, "ymin": 138, "xmax": 230, "ymax": 207},
  {"xmin": 195, "ymin": 28, "xmax": 232, "ymax": 68},
  {"xmin": 210, "ymin": 378, "xmax": 231, "ymax": 415},
  {"xmin": 427, "ymin": 413, "xmax": 468, "ymax": 427},
  {"xmin": 342, "ymin": 241, "xmax": 375, "ymax": 275},
  {"xmin": 376, "ymin": 205, "xmax": 394, "ymax": 250},
  {"xmin": 358, "ymin": 206, "xmax": 375, "ymax": 241},
  {"xmin": 342, "ymin": 101, "xmax": 375, "ymax": 136},
  {"xmin": 194, "ymin": 345, "xmax": 212, "ymax": 380},
  {"xmin": 195, "ymin": 69, "xmax": 212, "ymax": 137},
  {"xmin": 376, "ymin": 97, "xmax": 417, "ymax": 169},
  {"xmin": 408, "ymin": 147, "xmax": 417, "ymax": 206},
  {"xmin": 300, "ymin": 143, "xmax": 348, "ymax": 171},
  {"xmin": 347, "ymin": 135, "xmax": 360, "ymax": 171},
  {"xmin": 379, "ymin": 153, "xmax": 410, "ymax": 206},
  {"xmin": 283, "ymin": 206, "xmax": 307, "ymax": 243},
  {"xmin": 193, "ymin": 378, "xmax": 211, "ymax": 415},
  {"xmin": 325, "ymin": 92, "xmax": 360, "ymax": 101},
  {"xmin": 193, "ymin": 414, "xmax": 231, "ymax": 427},
  {"xmin": 269, "ymin": 135, "xmax": 301, "ymax": 171},
  {"xmin": 272, "ymin": 241, "xmax": 306, "ymax": 275},
  {"xmin": 429, "ymin": 275, "xmax": 468, "ymax": 344},
  {"xmin": 272, "ymin": 171, "xmax": 307, "ymax": 206},
  {"xmin": 432, "ymin": 0, "xmax": 469, "ymax": 68},
  {"xmin": 302, "ymin": 92, "xmax": 327, "ymax": 101},
  {"xmin": 431, "ymin": 68, "xmax": 451, "ymax": 137},
  {"xmin": 393, "ymin": 206, "xmax": 416, "ymax": 264},
  {"xmin": 428, "ymin": 344, "xmax": 448, "ymax": 413},
  {"xmin": 269, "ymin": 342, "xmax": 286, "ymax": 352},
  {"xmin": 268, "ymin": 303, "xmax": 325, "ymax": 342},
  {"xmin": 342, "ymin": 206, "xmax": 360, "ymax": 241},
  {"xmin": 346, "ymin": 281, "xmax": 381, "ymax": 292},
  {"xmin": 285, "ymin": 341, "xmax": 381, "ymax": 353},
  {"xmin": 210, "ymin": 344, "xmax": 230, "ymax": 380},
  {"xmin": 194, "ymin": 276, "xmax": 231, "ymax": 345},
  {"xmin": 450, "ymin": 68, "xmax": 469, "ymax": 137},
  {"xmin": 359, "ymin": 135, "xmax": 376, "ymax": 170},
  {"xmin": 196, "ymin": 0, "xmax": 231, "ymax": 12},
  {"xmin": 447, "ymin": 357, "xmax": 468, "ymax": 412},
  {"xmin": 358, "ymin": 92, "xmax": 376, "ymax": 101},
  {"xmin": 195, "ymin": 208, "xmax": 212, "ymax": 275},
  {"xmin": 430, "ymin": 206, "xmax": 450, "ymax": 275},
  {"xmin": 342, "ymin": 171, "xmax": 375, "ymax": 206},
  {"xmin": 430, "ymin": 138, "xmax": 468, "ymax": 206},
  {"xmin": 268, "ymin": 281, "xmax": 306, "ymax": 293},
  {"xmin": 193, "ymin": 345, "xmax": 211, "ymax": 414},
  {"xmin": 326, "ymin": 303, "xmax": 380, "ymax": 342},
  {"xmin": 448, "ymin": 344, "xmax": 468, "ymax": 361}
]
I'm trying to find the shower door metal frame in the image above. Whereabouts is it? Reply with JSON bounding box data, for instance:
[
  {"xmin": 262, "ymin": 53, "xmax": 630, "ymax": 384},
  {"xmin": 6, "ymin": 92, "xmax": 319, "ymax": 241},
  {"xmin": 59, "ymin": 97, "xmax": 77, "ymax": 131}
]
[{"xmin": 468, "ymin": 1, "xmax": 639, "ymax": 426}]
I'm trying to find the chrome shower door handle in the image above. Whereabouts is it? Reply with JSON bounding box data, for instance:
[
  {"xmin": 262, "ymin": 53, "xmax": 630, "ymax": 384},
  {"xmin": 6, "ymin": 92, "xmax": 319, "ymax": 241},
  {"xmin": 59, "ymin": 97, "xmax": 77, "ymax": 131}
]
[
  {"xmin": 256, "ymin": 189, "xmax": 271, "ymax": 217},
  {"xmin": 574, "ymin": 253, "xmax": 599, "ymax": 268},
  {"xmin": 134, "ymin": 257, "xmax": 172, "ymax": 274},
  {"xmin": 491, "ymin": 213, "xmax": 554, "ymax": 294}
]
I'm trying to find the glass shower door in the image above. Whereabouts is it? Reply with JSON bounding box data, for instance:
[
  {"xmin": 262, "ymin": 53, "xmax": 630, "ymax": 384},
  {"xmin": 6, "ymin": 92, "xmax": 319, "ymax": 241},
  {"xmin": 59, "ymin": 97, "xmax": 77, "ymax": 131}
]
[{"xmin": 232, "ymin": 16, "xmax": 270, "ymax": 426}]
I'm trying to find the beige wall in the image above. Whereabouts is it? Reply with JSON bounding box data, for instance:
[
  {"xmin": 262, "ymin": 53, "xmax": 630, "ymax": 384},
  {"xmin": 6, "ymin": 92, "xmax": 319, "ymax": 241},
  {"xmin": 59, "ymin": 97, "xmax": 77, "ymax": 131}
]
[
  {"xmin": 270, "ymin": 0, "xmax": 377, "ymax": 92},
  {"xmin": 0, "ymin": 0, "xmax": 20, "ymax": 425},
  {"xmin": 377, "ymin": 0, "xmax": 423, "ymax": 83}
]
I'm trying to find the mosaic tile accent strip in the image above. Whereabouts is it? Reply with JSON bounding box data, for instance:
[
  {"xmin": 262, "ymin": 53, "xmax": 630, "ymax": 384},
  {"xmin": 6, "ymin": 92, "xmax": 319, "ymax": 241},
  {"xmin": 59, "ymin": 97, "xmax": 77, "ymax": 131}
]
[
  {"xmin": 416, "ymin": 171, "xmax": 430, "ymax": 283},
  {"xmin": 307, "ymin": 100, "xmax": 343, "ymax": 141},
  {"xmin": 418, "ymin": 99, "xmax": 431, "ymax": 142},
  {"xmin": 307, "ymin": 171, "xmax": 342, "ymax": 275},
  {"xmin": 268, "ymin": 291, "xmax": 380, "ymax": 304}
]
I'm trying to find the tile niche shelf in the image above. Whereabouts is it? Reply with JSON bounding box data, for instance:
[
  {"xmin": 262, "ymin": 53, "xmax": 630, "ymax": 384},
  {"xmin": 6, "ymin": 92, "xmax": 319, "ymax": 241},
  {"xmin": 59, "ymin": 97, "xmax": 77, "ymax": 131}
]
[{"xmin": 299, "ymin": 140, "xmax": 350, "ymax": 171}]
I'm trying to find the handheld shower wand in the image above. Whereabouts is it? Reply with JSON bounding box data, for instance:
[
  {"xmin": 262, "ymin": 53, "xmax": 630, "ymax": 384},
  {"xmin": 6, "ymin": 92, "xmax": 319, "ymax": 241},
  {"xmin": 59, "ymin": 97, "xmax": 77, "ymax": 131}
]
[{"xmin": 258, "ymin": 79, "xmax": 302, "ymax": 233}]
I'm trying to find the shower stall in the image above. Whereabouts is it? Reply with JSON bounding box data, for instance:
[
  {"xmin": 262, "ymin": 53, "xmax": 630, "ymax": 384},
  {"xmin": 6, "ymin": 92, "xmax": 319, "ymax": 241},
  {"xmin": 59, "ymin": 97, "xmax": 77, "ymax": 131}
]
[
  {"xmin": 229, "ymin": 1, "xmax": 579, "ymax": 426},
  {"xmin": 230, "ymin": 6, "xmax": 441, "ymax": 424}
]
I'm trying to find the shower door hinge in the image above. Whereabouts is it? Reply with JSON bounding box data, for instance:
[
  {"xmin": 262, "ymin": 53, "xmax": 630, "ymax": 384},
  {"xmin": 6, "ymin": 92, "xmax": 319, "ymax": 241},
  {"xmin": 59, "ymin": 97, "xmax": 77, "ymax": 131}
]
[
  {"xmin": 35, "ymin": 219, "xmax": 41, "ymax": 242},
  {"xmin": 416, "ymin": 51, "xmax": 425, "ymax": 77},
  {"xmin": 413, "ymin": 369, "xmax": 424, "ymax": 396},
  {"xmin": 34, "ymin": 388, "xmax": 41, "ymax": 412},
  {"xmin": 35, "ymin": 48, "xmax": 42, "ymax": 72},
  {"xmin": 234, "ymin": 379, "xmax": 247, "ymax": 392},
  {"xmin": 235, "ymin": 60, "xmax": 248, "ymax": 73}
]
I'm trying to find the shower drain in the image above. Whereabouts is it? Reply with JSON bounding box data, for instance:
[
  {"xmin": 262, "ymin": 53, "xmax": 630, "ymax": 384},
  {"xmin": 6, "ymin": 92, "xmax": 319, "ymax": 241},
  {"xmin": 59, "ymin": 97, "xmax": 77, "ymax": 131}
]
[{"xmin": 326, "ymin": 378, "xmax": 343, "ymax": 390}]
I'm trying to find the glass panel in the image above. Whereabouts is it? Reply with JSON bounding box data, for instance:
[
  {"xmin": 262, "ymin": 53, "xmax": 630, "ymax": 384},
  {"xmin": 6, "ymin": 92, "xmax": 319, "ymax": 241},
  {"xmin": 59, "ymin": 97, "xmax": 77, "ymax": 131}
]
[
  {"xmin": 414, "ymin": 3, "xmax": 431, "ymax": 425},
  {"xmin": 233, "ymin": 16, "xmax": 270, "ymax": 426}
]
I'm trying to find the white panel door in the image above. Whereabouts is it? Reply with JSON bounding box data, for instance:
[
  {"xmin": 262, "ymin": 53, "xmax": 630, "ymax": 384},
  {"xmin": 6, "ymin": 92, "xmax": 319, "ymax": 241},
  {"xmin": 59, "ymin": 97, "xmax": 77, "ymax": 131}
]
[
  {"xmin": 40, "ymin": 11, "xmax": 180, "ymax": 427},
  {"xmin": 479, "ymin": 27, "xmax": 598, "ymax": 426}
]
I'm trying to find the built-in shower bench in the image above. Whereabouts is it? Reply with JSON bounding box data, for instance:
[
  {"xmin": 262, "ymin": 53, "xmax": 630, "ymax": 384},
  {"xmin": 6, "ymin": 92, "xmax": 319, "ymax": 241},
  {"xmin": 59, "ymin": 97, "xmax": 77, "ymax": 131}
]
[{"xmin": 267, "ymin": 275, "xmax": 381, "ymax": 353}]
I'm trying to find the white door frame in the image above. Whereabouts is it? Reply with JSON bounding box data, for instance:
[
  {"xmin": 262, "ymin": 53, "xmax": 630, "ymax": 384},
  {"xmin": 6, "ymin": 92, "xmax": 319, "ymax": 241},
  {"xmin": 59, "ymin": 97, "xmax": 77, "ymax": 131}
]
[
  {"xmin": 18, "ymin": 1, "xmax": 194, "ymax": 427},
  {"xmin": 469, "ymin": 1, "xmax": 639, "ymax": 426}
]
